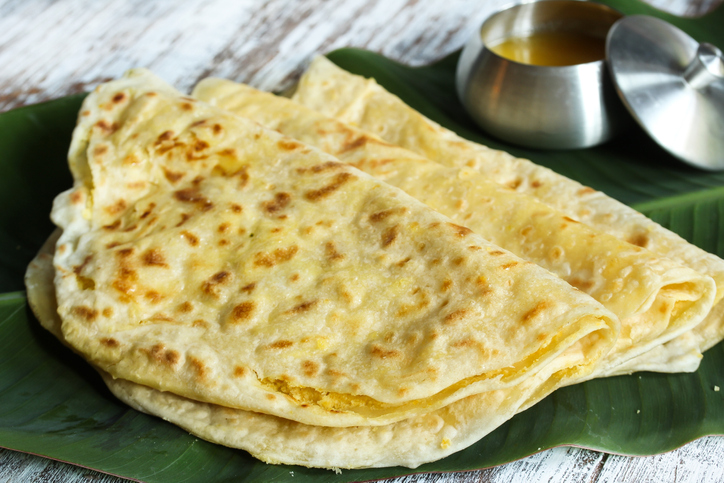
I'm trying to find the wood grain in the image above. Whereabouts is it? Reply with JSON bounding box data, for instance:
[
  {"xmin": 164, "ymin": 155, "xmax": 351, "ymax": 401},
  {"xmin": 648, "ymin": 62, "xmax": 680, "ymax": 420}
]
[{"xmin": 1, "ymin": 0, "xmax": 723, "ymax": 482}]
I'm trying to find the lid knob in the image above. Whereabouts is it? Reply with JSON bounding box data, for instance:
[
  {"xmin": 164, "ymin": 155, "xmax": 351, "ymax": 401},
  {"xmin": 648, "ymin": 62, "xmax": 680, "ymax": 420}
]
[{"xmin": 683, "ymin": 43, "xmax": 724, "ymax": 90}]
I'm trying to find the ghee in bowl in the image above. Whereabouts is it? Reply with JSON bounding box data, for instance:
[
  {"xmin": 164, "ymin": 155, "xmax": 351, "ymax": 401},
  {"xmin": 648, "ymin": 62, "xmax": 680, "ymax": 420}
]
[{"xmin": 488, "ymin": 31, "xmax": 607, "ymax": 67}]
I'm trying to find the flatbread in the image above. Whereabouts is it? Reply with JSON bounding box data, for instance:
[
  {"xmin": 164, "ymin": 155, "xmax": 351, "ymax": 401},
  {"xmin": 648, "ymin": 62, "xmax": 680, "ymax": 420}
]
[
  {"xmin": 192, "ymin": 78, "xmax": 715, "ymax": 376},
  {"xmin": 291, "ymin": 55, "xmax": 724, "ymax": 363},
  {"xmin": 50, "ymin": 69, "xmax": 617, "ymax": 427},
  {"xmin": 25, "ymin": 234, "xmax": 593, "ymax": 469}
]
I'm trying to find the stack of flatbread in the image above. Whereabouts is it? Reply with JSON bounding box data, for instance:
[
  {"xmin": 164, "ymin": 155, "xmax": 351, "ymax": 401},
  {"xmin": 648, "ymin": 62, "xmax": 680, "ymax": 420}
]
[{"xmin": 24, "ymin": 59, "xmax": 724, "ymax": 470}]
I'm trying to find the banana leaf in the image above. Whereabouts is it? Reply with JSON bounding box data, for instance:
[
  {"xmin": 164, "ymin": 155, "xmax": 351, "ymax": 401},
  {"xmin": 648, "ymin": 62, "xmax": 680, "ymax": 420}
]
[{"xmin": 1, "ymin": 1, "xmax": 723, "ymax": 481}]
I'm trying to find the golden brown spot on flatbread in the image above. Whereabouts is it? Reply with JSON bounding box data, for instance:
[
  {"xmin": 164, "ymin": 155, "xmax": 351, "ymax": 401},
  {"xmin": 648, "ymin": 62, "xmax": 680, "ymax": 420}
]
[
  {"xmin": 370, "ymin": 344, "xmax": 400, "ymax": 359},
  {"xmin": 72, "ymin": 255, "xmax": 93, "ymax": 276},
  {"xmin": 569, "ymin": 278, "xmax": 594, "ymax": 292},
  {"xmin": 531, "ymin": 180, "xmax": 543, "ymax": 188},
  {"xmin": 70, "ymin": 191, "xmax": 83, "ymax": 205},
  {"xmin": 212, "ymin": 123, "xmax": 223, "ymax": 135},
  {"xmin": 192, "ymin": 319, "xmax": 208, "ymax": 328},
  {"xmin": 296, "ymin": 162, "xmax": 345, "ymax": 174},
  {"xmin": 443, "ymin": 309, "xmax": 468, "ymax": 325},
  {"xmin": 278, "ymin": 139, "xmax": 303, "ymax": 151},
  {"xmin": 122, "ymin": 224, "xmax": 138, "ymax": 233},
  {"xmin": 105, "ymin": 199, "xmax": 127, "ymax": 216},
  {"xmin": 304, "ymin": 172, "xmax": 354, "ymax": 201},
  {"xmin": 102, "ymin": 307, "xmax": 113, "ymax": 317},
  {"xmin": 71, "ymin": 305, "xmax": 98, "ymax": 322},
  {"xmin": 302, "ymin": 360, "xmax": 320, "ymax": 377},
  {"xmin": 262, "ymin": 192, "xmax": 291, "ymax": 215},
  {"xmin": 523, "ymin": 301, "xmax": 551, "ymax": 323},
  {"xmin": 174, "ymin": 188, "xmax": 213, "ymax": 211},
  {"xmin": 550, "ymin": 246, "xmax": 564, "ymax": 260},
  {"xmin": 628, "ymin": 233, "xmax": 649, "ymax": 248},
  {"xmin": 452, "ymin": 337, "xmax": 479, "ymax": 349},
  {"xmin": 381, "ymin": 225, "xmax": 398, "ymax": 248},
  {"xmin": 290, "ymin": 274, "xmax": 300, "ymax": 282},
  {"xmin": 520, "ymin": 226, "xmax": 533, "ymax": 237},
  {"xmin": 500, "ymin": 261, "xmax": 518, "ymax": 270},
  {"xmin": 150, "ymin": 313, "xmax": 173, "ymax": 322},
  {"xmin": 507, "ymin": 178, "xmax": 522, "ymax": 189},
  {"xmin": 395, "ymin": 257, "xmax": 411, "ymax": 267},
  {"xmin": 100, "ymin": 337, "xmax": 120, "ymax": 348},
  {"xmin": 218, "ymin": 238, "xmax": 230, "ymax": 247},
  {"xmin": 190, "ymin": 119, "xmax": 207, "ymax": 128},
  {"xmin": 202, "ymin": 271, "xmax": 232, "ymax": 297},
  {"xmin": 163, "ymin": 167, "xmax": 184, "ymax": 183},
  {"xmin": 441, "ymin": 279, "xmax": 452, "ymax": 292},
  {"xmin": 230, "ymin": 203, "xmax": 242, "ymax": 213},
  {"xmin": 325, "ymin": 241, "xmax": 344, "ymax": 261},
  {"xmin": 94, "ymin": 120, "xmax": 118, "ymax": 134},
  {"xmin": 562, "ymin": 216, "xmax": 579, "ymax": 224},
  {"xmin": 177, "ymin": 301, "xmax": 194, "ymax": 313},
  {"xmin": 266, "ymin": 394, "xmax": 276, "ymax": 401},
  {"xmin": 468, "ymin": 245, "xmax": 482, "ymax": 251},
  {"xmin": 156, "ymin": 131, "xmax": 174, "ymax": 144},
  {"xmin": 578, "ymin": 187, "xmax": 596, "ymax": 195},
  {"xmin": 194, "ymin": 140, "xmax": 209, "ymax": 152},
  {"xmin": 659, "ymin": 301, "xmax": 672, "ymax": 314},
  {"xmin": 180, "ymin": 230, "xmax": 199, "ymax": 246},
  {"xmin": 369, "ymin": 207, "xmax": 407, "ymax": 223},
  {"xmin": 230, "ymin": 301, "xmax": 255, "ymax": 323},
  {"xmin": 81, "ymin": 110, "xmax": 90, "ymax": 116},
  {"xmin": 288, "ymin": 300, "xmax": 317, "ymax": 314},
  {"xmin": 475, "ymin": 276, "xmax": 493, "ymax": 296},
  {"xmin": 188, "ymin": 356, "xmax": 208, "ymax": 380},
  {"xmin": 233, "ymin": 366, "xmax": 247, "ymax": 377},
  {"xmin": 144, "ymin": 290, "xmax": 163, "ymax": 304},
  {"xmin": 142, "ymin": 249, "xmax": 168, "ymax": 267},
  {"xmin": 448, "ymin": 223, "xmax": 473, "ymax": 238},
  {"xmin": 269, "ymin": 340, "xmax": 294, "ymax": 349},
  {"xmin": 240, "ymin": 282, "xmax": 257, "ymax": 294},
  {"xmin": 140, "ymin": 203, "xmax": 156, "ymax": 219},
  {"xmin": 253, "ymin": 246, "xmax": 299, "ymax": 267},
  {"xmin": 103, "ymin": 220, "xmax": 121, "ymax": 231},
  {"xmin": 94, "ymin": 145, "xmax": 108, "ymax": 157},
  {"xmin": 217, "ymin": 222, "xmax": 231, "ymax": 233},
  {"xmin": 452, "ymin": 257, "xmax": 465, "ymax": 266},
  {"xmin": 112, "ymin": 92, "xmax": 126, "ymax": 104},
  {"xmin": 180, "ymin": 102, "xmax": 194, "ymax": 111},
  {"xmin": 176, "ymin": 213, "xmax": 193, "ymax": 227}
]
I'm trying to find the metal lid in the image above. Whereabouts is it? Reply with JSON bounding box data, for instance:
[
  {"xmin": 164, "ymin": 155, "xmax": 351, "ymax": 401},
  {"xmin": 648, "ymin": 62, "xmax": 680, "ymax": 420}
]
[{"xmin": 607, "ymin": 15, "xmax": 724, "ymax": 170}]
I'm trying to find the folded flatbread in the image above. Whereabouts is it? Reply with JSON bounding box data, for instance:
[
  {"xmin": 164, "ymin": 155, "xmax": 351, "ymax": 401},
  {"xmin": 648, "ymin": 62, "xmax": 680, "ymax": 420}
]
[
  {"xmin": 291, "ymin": 56, "xmax": 724, "ymax": 368},
  {"xmin": 49, "ymin": 69, "xmax": 617, "ymax": 428},
  {"xmin": 192, "ymin": 78, "xmax": 715, "ymax": 377},
  {"xmin": 25, "ymin": 233, "xmax": 593, "ymax": 469}
]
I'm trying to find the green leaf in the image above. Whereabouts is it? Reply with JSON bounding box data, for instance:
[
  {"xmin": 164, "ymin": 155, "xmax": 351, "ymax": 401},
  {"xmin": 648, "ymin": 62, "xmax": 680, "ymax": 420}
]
[{"xmin": 1, "ymin": 1, "xmax": 724, "ymax": 481}]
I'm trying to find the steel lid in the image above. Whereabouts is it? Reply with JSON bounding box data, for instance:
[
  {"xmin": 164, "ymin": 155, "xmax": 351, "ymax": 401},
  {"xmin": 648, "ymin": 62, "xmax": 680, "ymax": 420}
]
[{"xmin": 607, "ymin": 15, "xmax": 724, "ymax": 170}]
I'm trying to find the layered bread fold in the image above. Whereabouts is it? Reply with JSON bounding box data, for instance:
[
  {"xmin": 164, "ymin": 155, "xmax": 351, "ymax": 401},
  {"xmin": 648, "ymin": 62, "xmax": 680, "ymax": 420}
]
[
  {"xmin": 47, "ymin": 69, "xmax": 618, "ymax": 429},
  {"xmin": 193, "ymin": 78, "xmax": 715, "ymax": 378},
  {"xmin": 25, "ymin": 235, "xmax": 606, "ymax": 469},
  {"xmin": 291, "ymin": 56, "xmax": 724, "ymax": 368}
]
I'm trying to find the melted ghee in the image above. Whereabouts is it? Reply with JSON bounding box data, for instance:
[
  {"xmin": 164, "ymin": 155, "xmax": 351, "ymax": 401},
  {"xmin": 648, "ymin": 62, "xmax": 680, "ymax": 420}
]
[{"xmin": 488, "ymin": 31, "xmax": 606, "ymax": 66}]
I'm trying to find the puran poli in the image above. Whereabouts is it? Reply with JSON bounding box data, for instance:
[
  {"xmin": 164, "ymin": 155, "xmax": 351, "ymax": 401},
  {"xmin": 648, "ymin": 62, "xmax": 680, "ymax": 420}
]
[
  {"xmin": 25, "ymin": 236, "xmax": 594, "ymax": 469},
  {"xmin": 291, "ymin": 55, "xmax": 724, "ymax": 362},
  {"xmin": 50, "ymin": 68, "xmax": 617, "ymax": 428},
  {"xmin": 192, "ymin": 78, "xmax": 715, "ymax": 376}
]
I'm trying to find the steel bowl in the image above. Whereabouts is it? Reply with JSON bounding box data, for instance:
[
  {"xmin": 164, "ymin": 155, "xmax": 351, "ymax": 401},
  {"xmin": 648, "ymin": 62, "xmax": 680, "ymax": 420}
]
[{"xmin": 456, "ymin": 0, "xmax": 628, "ymax": 150}]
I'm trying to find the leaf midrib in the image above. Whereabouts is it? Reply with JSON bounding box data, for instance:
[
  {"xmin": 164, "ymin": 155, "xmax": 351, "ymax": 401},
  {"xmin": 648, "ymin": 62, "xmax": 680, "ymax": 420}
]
[{"xmin": 631, "ymin": 185, "xmax": 724, "ymax": 213}]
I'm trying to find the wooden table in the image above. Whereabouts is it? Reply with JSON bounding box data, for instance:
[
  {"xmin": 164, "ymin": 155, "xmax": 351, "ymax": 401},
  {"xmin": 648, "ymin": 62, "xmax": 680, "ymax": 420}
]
[{"xmin": 1, "ymin": 1, "xmax": 723, "ymax": 481}]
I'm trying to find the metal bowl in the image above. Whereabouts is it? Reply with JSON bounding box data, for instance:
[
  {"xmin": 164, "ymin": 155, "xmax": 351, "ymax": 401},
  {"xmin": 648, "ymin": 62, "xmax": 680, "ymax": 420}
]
[{"xmin": 456, "ymin": 0, "xmax": 627, "ymax": 150}]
